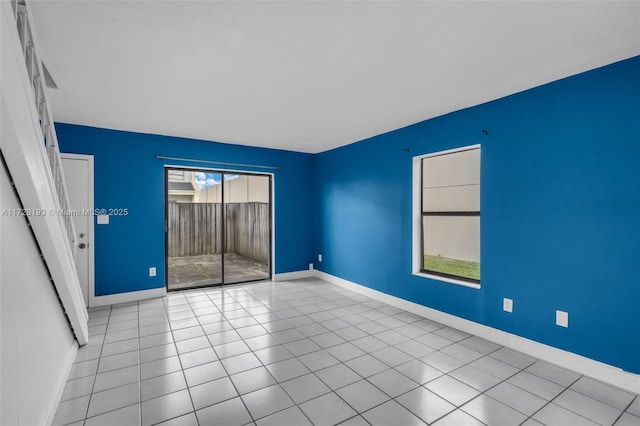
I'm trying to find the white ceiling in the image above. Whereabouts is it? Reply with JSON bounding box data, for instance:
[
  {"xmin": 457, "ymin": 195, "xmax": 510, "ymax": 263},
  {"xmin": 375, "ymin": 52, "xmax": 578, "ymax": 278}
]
[{"xmin": 30, "ymin": 1, "xmax": 640, "ymax": 154}]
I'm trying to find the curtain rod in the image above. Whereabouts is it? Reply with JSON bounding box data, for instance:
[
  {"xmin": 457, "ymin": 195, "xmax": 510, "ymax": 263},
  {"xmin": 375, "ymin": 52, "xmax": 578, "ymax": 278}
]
[{"xmin": 155, "ymin": 155, "xmax": 281, "ymax": 171}]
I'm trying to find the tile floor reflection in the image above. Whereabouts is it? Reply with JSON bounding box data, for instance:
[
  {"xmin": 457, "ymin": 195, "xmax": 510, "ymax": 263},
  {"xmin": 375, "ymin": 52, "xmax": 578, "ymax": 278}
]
[{"xmin": 54, "ymin": 278, "xmax": 639, "ymax": 425}]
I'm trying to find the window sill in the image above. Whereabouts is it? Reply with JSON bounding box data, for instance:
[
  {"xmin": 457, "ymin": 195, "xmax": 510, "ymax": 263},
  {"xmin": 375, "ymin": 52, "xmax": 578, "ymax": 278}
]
[{"xmin": 413, "ymin": 272, "xmax": 481, "ymax": 289}]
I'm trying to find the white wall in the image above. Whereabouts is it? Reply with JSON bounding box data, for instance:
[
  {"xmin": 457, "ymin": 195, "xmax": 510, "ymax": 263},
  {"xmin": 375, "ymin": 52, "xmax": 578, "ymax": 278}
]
[
  {"xmin": 422, "ymin": 216, "xmax": 480, "ymax": 262},
  {"xmin": 1, "ymin": 161, "xmax": 77, "ymax": 426},
  {"xmin": 246, "ymin": 175, "xmax": 270, "ymax": 203},
  {"xmin": 197, "ymin": 184, "xmax": 222, "ymax": 203},
  {"xmin": 197, "ymin": 175, "xmax": 269, "ymax": 203}
]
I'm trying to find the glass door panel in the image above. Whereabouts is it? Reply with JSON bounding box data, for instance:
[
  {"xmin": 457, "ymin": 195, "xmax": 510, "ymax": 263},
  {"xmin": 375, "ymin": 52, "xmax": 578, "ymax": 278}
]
[
  {"xmin": 223, "ymin": 174, "xmax": 271, "ymax": 284},
  {"xmin": 166, "ymin": 169, "xmax": 271, "ymax": 290},
  {"xmin": 166, "ymin": 170, "xmax": 222, "ymax": 290}
]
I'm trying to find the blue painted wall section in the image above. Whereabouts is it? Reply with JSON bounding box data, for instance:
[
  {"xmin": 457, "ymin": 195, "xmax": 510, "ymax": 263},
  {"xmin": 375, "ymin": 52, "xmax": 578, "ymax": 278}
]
[
  {"xmin": 57, "ymin": 124, "xmax": 314, "ymax": 297},
  {"xmin": 313, "ymin": 56, "xmax": 640, "ymax": 373},
  {"xmin": 56, "ymin": 56, "xmax": 639, "ymax": 374}
]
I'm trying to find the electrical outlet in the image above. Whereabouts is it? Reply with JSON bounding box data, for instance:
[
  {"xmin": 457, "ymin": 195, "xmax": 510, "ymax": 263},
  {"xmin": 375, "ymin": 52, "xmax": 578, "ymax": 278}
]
[
  {"xmin": 556, "ymin": 310, "xmax": 569, "ymax": 327},
  {"xmin": 318, "ymin": 254, "xmax": 323, "ymax": 262},
  {"xmin": 309, "ymin": 263, "xmax": 314, "ymax": 270},
  {"xmin": 149, "ymin": 267, "xmax": 156, "ymax": 277},
  {"xmin": 503, "ymin": 298, "xmax": 513, "ymax": 313}
]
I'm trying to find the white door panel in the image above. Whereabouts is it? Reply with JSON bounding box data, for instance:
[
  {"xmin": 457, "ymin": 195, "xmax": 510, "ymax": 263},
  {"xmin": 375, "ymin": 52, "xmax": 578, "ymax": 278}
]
[{"xmin": 61, "ymin": 154, "xmax": 94, "ymax": 306}]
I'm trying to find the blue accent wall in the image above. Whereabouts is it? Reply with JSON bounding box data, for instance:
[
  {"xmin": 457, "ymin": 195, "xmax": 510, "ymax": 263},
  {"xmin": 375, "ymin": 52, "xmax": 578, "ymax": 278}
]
[
  {"xmin": 313, "ymin": 56, "xmax": 640, "ymax": 373},
  {"xmin": 56, "ymin": 125, "xmax": 314, "ymax": 296},
  {"xmin": 56, "ymin": 56, "xmax": 639, "ymax": 374}
]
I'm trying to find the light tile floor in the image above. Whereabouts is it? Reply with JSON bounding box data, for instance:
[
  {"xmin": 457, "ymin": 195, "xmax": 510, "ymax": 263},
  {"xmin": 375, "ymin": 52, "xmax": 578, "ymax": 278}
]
[{"xmin": 53, "ymin": 278, "xmax": 640, "ymax": 426}]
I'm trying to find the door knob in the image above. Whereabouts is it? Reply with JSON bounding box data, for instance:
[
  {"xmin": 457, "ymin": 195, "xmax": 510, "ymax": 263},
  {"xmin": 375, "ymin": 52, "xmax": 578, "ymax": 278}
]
[{"xmin": 79, "ymin": 243, "xmax": 87, "ymax": 249}]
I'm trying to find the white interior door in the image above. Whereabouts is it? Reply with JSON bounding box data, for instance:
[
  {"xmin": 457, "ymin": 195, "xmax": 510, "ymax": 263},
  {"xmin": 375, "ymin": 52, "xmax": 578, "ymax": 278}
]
[{"xmin": 61, "ymin": 154, "xmax": 94, "ymax": 306}]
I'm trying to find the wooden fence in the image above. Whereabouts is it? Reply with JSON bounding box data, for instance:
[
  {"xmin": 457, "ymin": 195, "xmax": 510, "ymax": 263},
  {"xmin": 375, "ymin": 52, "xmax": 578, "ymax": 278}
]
[{"xmin": 167, "ymin": 202, "xmax": 270, "ymax": 263}]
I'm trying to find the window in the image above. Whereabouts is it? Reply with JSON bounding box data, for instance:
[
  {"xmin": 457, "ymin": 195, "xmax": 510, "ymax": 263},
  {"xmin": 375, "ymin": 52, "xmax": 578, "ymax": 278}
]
[{"xmin": 418, "ymin": 145, "xmax": 480, "ymax": 285}]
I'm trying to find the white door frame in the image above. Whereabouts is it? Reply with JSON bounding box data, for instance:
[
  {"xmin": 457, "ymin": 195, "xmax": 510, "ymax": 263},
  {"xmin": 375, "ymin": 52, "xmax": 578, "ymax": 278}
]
[{"xmin": 61, "ymin": 153, "xmax": 95, "ymax": 307}]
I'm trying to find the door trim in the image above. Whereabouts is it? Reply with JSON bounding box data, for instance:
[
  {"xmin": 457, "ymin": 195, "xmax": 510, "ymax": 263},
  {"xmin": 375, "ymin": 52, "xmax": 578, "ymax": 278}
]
[{"xmin": 60, "ymin": 153, "xmax": 95, "ymax": 307}]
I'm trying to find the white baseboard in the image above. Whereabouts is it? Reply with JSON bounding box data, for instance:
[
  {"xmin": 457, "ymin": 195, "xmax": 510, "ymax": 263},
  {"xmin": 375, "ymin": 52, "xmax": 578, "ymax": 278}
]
[
  {"xmin": 315, "ymin": 270, "xmax": 640, "ymax": 394},
  {"xmin": 90, "ymin": 287, "xmax": 167, "ymax": 307},
  {"xmin": 45, "ymin": 340, "xmax": 78, "ymax": 426},
  {"xmin": 272, "ymin": 270, "xmax": 315, "ymax": 282}
]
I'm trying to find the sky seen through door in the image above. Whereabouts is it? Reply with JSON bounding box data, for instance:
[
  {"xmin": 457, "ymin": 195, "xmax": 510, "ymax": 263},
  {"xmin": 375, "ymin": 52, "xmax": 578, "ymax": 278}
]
[{"xmin": 195, "ymin": 172, "xmax": 240, "ymax": 189}]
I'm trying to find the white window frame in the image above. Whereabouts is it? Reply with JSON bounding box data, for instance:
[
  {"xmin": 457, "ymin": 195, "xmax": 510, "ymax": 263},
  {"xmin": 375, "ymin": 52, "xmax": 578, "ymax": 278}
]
[{"xmin": 412, "ymin": 144, "xmax": 481, "ymax": 289}]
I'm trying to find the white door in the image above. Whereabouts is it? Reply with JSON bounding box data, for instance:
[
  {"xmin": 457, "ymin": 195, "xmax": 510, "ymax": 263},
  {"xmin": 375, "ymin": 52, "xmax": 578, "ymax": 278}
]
[{"xmin": 61, "ymin": 154, "xmax": 94, "ymax": 306}]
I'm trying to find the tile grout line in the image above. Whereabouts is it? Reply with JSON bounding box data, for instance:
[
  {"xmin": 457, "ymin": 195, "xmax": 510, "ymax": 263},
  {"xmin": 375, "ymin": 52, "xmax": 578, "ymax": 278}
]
[
  {"xmin": 243, "ymin": 283, "xmax": 436, "ymax": 425},
  {"xmin": 614, "ymin": 394, "xmax": 639, "ymax": 424},
  {"xmin": 221, "ymin": 282, "xmax": 361, "ymax": 424},
  {"xmin": 213, "ymin": 281, "xmax": 502, "ymax": 426},
  {"xmin": 84, "ymin": 304, "xmax": 142, "ymax": 425},
  {"xmin": 81, "ymin": 305, "xmax": 111, "ymax": 425},
  {"xmin": 89, "ymin": 302, "xmax": 169, "ymax": 425},
  {"xmin": 65, "ymin": 285, "xmax": 405, "ymax": 425},
  {"xmin": 161, "ymin": 291, "xmax": 197, "ymax": 426},
  {"xmin": 259, "ymin": 281, "xmax": 504, "ymax": 425},
  {"xmin": 518, "ymin": 374, "xmax": 585, "ymax": 426},
  {"xmin": 207, "ymin": 285, "xmax": 302, "ymax": 426},
  {"xmin": 57, "ymin": 279, "xmax": 639, "ymax": 426},
  {"xmin": 178, "ymin": 285, "xmax": 276, "ymax": 424},
  {"xmin": 233, "ymin": 280, "xmax": 632, "ymax": 424},
  {"xmin": 191, "ymin": 287, "xmax": 250, "ymax": 425},
  {"xmin": 138, "ymin": 300, "xmax": 143, "ymax": 426}
]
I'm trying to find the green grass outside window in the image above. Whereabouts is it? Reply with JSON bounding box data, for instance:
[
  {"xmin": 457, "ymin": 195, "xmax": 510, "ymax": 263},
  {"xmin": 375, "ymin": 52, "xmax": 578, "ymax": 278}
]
[{"xmin": 424, "ymin": 255, "xmax": 480, "ymax": 281}]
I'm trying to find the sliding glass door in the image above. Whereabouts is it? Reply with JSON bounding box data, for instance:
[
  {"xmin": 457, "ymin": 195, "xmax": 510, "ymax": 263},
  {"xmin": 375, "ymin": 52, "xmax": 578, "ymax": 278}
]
[
  {"xmin": 223, "ymin": 174, "xmax": 271, "ymax": 284},
  {"xmin": 166, "ymin": 168, "xmax": 271, "ymax": 290}
]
